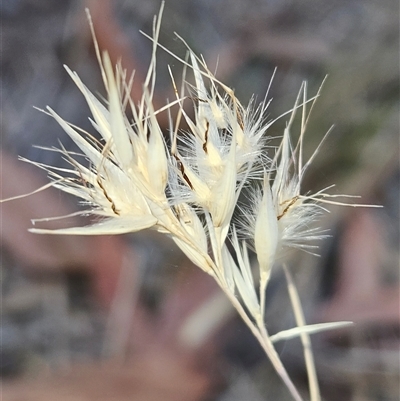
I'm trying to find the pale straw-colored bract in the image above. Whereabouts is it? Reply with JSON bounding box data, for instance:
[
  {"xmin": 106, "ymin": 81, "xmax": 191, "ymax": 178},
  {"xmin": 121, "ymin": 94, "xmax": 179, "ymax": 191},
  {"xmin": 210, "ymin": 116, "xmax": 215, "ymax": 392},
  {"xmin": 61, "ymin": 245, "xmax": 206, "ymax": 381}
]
[{"xmin": 15, "ymin": 4, "xmax": 365, "ymax": 401}]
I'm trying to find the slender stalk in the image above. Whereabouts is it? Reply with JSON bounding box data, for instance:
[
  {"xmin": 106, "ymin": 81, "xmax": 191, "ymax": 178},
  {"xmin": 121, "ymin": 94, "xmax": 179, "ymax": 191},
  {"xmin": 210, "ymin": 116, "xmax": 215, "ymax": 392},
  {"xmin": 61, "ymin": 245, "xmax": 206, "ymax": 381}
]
[
  {"xmin": 205, "ymin": 209, "xmax": 303, "ymax": 401},
  {"xmin": 259, "ymin": 278, "xmax": 268, "ymax": 324},
  {"xmin": 283, "ymin": 264, "xmax": 320, "ymax": 401},
  {"xmin": 223, "ymin": 288, "xmax": 304, "ymax": 401}
]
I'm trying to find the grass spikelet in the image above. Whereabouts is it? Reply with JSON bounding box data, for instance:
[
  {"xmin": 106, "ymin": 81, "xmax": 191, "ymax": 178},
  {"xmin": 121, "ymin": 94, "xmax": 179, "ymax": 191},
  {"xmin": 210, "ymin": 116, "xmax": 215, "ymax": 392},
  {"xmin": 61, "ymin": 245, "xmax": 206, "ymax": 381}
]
[{"xmin": 1, "ymin": 4, "xmax": 378, "ymax": 400}]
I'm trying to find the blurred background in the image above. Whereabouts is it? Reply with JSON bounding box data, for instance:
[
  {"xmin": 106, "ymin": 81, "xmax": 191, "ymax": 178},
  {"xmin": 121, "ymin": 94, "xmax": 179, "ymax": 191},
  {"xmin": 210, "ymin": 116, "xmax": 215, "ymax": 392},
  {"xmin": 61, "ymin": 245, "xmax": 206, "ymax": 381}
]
[{"xmin": 1, "ymin": 0, "xmax": 399, "ymax": 400}]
